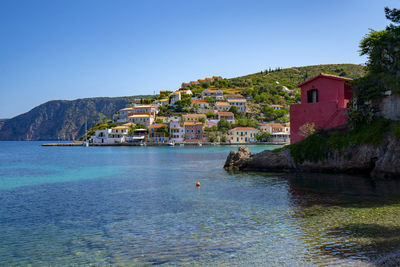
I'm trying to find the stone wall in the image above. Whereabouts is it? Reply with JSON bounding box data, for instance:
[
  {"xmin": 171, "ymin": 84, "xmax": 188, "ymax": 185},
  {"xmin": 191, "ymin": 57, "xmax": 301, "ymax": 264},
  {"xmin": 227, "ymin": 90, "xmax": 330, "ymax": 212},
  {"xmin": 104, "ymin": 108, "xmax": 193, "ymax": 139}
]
[{"xmin": 378, "ymin": 93, "xmax": 400, "ymax": 121}]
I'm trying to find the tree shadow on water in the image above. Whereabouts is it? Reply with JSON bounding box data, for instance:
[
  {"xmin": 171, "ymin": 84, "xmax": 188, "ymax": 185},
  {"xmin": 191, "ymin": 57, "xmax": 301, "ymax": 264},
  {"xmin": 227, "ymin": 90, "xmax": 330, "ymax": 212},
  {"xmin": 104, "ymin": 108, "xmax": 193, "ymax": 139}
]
[
  {"xmin": 285, "ymin": 172, "xmax": 400, "ymax": 209},
  {"xmin": 320, "ymin": 223, "xmax": 400, "ymax": 266}
]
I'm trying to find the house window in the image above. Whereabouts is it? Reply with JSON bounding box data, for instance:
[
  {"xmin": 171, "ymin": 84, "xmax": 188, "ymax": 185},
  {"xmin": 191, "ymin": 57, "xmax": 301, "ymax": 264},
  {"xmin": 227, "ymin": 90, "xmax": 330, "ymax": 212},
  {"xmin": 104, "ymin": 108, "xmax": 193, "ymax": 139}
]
[{"xmin": 307, "ymin": 89, "xmax": 318, "ymax": 103}]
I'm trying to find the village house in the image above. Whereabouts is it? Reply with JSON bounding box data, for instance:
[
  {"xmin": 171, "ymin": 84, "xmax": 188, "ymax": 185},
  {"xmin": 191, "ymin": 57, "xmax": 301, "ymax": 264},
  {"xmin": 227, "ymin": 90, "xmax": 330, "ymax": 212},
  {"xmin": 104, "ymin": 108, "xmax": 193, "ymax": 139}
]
[
  {"xmin": 169, "ymin": 91, "xmax": 181, "ymax": 106},
  {"xmin": 181, "ymin": 76, "xmax": 222, "ymax": 88},
  {"xmin": 114, "ymin": 107, "xmax": 134, "ymax": 123},
  {"xmin": 215, "ymin": 101, "xmax": 231, "ymax": 112},
  {"xmin": 181, "ymin": 82, "xmax": 191, "ymax": 88},
  {"xmin": 260, "ymin": 123, "xmax": 290, "ymax": 143},
  {"xmin": 109, "ymin": 125, "xmax": 130, "ymax": 141},
  {"xmin": 132, "ymin": 104, "xmax": 157, "ymax": 116},
  {"xmin": 90, "ymin": 124, "xmax": 132, "ymax": 144},
  {"xmin": 169, "ymin": 90, "xmax": 193, "ymax": 106},
  {"xmin": 128, "ymin": 113, "xmax": 154, "ymax": 127},
  {"xmin": 182, "ymin": 114, "xmax": 207, "ymax": 123},
  {"xmin": 184, "ymin": 122, "xmax": 207, "ymax": 142},
  {"xmin": 147, "ymin": 124, "xmax": 169, "ymax": 143},
  {"xmin": 227, "ymin": 98, "xmax": 248, "ymax": 112},
  {"xmin": 228, "ymin": 127, "xmax": 259, "ymax": 144},
  {"xmin": 290, "ymin": 73, "xmax": 353, "ymax": 143},
  {"xmin": 217, "ymin": 111, "xmax": 235, "ymax": 123},
  {"xmin": 126, "ymin": 128, "xmax": 147, "ymax": 143},
  {"xmin": 90, "ymin": 129, "xmax": 112, "ymax": 144},
  {"xmin": 191, "ymin": 99, "xmax": 210, "ymax": 112},
  {"xmin": 201, "ymin": 89, "xmax": 224, "ymax": 100},
  {"xmin": 169, "ymin": 121, "xmax": 185, "ymax": 142},
  {"xmin": 158, "ymin": 98, "xmax": 169, "ymax": 106}
]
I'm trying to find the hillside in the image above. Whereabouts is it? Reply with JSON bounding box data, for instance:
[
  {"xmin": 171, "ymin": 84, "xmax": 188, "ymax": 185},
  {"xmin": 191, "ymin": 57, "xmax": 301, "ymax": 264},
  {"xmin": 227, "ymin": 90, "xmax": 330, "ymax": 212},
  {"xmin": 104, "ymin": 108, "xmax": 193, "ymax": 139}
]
[
  {"xmin": 0, "ymin": 96, "xmax": 146, "ymax": 140},
  {"xmin": 0, "ymin": 64, "xmax": 365, "ymax": 141},
  {"xmin": 187, "ymin": 64, "xmax": 365, "ymax": 106}
]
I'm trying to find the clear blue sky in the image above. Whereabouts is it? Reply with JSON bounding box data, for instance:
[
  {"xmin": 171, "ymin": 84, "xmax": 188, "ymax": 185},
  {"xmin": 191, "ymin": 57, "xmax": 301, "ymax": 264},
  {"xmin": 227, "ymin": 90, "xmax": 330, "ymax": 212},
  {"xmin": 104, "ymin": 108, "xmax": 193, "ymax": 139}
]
[{"xmin": 0, "ymin": 0, "xmax": 398, "ymax": 118}]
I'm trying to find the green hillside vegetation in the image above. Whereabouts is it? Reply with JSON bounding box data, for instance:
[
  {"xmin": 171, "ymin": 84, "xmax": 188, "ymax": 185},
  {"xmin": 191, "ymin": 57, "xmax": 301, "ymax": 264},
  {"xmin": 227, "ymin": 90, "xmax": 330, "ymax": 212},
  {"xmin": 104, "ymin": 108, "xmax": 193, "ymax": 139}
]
[{"xmin": 186, "ymin": 64, "xmax": 365, "ymax": 107}]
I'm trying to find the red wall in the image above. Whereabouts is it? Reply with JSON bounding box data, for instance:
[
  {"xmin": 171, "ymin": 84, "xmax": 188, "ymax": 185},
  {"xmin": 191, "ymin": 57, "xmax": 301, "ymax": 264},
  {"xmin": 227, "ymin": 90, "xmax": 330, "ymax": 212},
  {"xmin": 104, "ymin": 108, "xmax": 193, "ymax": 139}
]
[
  {"xmin": 300, "ymin": 77, "xmax": 347, "ymax": 108},
  {"xmin": 290, "ymin": 102, "xmax": 347, "ymax": 143},
  {"xmin": 291, "ymin": 76, "xmax": 352, "ymax": 144}
]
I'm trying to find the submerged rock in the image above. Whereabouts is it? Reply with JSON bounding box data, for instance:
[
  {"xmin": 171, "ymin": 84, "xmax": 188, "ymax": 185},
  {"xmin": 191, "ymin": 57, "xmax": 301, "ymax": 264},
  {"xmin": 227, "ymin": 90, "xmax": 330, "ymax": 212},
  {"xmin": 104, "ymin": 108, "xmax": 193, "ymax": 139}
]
[{"xmin": 224, "ymin": 136, "xmax": 400, "ymax": 179}]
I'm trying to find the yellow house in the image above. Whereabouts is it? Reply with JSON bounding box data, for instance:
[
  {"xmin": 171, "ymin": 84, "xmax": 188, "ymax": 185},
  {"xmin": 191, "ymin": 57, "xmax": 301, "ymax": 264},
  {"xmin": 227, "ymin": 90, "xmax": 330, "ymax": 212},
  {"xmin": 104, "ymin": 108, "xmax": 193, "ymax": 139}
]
[
  {"xmin": 228, "ymin": 127, "xmax": 259, "ymax": 143},
  {"xmin": 182, "ymin": 114, "xmax": 206, "ymax": 123}
]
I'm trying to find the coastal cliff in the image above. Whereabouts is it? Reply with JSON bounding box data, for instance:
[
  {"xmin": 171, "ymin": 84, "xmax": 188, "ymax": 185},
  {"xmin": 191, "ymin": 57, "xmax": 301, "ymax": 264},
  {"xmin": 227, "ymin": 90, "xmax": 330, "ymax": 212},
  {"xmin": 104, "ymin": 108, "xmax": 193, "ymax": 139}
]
[{"xmin": 225, "ymin": 126, "xmax": 400, "ymax": 179}]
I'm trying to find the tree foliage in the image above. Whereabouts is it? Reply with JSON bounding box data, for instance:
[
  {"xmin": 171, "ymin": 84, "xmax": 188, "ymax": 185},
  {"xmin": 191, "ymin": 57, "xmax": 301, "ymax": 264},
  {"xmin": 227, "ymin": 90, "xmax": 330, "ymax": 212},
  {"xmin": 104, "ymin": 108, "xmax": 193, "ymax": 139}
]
[
  {"xmin": 256, "ymin": 131, "xmax": 271, "ymax": 142},
  {"xmin": 349, "ymin": 7, "xmax": 400, "ymax": 128},
  {"xmin": 217, "ymin": 118, "xmax": 231, "ymax": 133},
  {"xmin": 354, "ymin": 7, "xmax": 400, "ymax": 99}
]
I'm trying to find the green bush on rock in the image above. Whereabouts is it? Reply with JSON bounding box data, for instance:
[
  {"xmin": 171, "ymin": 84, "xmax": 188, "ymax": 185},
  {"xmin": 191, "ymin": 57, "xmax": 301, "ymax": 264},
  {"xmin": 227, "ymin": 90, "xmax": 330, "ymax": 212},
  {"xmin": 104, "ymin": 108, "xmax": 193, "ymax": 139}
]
[{"xmin": 286, "ymin": 117, "xmax": 392, "ymax": 164}]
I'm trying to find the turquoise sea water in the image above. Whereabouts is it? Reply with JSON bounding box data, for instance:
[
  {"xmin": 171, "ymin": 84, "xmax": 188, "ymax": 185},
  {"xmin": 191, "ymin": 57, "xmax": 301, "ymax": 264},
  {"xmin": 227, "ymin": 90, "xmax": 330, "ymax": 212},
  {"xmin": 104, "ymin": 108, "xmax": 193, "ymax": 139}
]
[{"xmin": 1, "ymin": 141, "xmax": 400, "ymax": 266}]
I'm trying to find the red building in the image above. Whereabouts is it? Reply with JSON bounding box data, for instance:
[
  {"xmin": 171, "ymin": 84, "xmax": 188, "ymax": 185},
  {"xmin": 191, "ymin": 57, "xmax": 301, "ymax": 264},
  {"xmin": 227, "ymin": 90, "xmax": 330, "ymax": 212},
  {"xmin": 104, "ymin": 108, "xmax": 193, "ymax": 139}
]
[
  {"xmin": 290, "ymin": 73, "xmax": 353, "ymax": 144},
  {"xmin": 184, "ymin": 122, "xmax": 207, "ymax": 142}
]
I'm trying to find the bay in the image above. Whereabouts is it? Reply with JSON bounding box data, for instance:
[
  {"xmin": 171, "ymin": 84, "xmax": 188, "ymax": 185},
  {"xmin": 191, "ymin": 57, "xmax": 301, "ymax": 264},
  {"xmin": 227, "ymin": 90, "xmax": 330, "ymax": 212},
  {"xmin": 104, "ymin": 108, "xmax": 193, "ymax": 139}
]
[{"xmin": 1, "ymin": 141, "xmax": 400, "ymax": 266}]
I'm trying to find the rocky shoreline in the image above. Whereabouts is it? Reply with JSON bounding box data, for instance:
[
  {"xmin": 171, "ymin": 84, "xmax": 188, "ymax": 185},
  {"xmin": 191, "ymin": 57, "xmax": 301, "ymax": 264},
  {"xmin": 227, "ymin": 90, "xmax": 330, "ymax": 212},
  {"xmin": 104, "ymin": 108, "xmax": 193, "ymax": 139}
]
[{"xmin": 224, "ymin": 135, "xmax": 400, "ymax": 179}]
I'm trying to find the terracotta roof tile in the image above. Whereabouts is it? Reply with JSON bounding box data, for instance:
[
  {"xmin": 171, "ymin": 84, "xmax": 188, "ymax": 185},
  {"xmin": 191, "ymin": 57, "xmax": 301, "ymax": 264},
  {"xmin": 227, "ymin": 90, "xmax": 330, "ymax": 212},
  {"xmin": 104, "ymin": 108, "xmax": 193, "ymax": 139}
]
[{"xmin": 230, "ymin": 127, "xmax": 259, "ymax": 131}]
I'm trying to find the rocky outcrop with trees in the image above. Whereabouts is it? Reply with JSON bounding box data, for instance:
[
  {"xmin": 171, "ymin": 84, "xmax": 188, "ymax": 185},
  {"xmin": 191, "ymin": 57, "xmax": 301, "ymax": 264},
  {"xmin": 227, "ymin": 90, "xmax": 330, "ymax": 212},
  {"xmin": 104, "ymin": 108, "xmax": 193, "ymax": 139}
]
[{"xmin": 224, "ymin": 130, "xmax": 400, "ymax": 179}]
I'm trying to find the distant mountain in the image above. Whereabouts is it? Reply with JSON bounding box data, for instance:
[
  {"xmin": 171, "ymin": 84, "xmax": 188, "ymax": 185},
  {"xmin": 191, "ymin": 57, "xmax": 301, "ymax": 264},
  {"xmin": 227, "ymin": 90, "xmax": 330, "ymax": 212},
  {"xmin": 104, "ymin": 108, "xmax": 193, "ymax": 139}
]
[{"xmin": 0, "ymin": 96, "xmax": 150, "ymax": 141}]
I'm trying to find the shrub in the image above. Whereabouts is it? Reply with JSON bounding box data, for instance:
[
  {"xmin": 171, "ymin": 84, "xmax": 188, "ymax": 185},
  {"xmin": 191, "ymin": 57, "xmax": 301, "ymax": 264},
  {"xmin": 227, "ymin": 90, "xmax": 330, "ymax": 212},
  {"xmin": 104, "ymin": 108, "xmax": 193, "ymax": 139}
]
[
  {"xmin": 392, "ymin": 122, "xmax": 400, "ymax": 139},
  {"xmin": 289, "ymin": 117, "xmax": 392, "ymax": 163}
]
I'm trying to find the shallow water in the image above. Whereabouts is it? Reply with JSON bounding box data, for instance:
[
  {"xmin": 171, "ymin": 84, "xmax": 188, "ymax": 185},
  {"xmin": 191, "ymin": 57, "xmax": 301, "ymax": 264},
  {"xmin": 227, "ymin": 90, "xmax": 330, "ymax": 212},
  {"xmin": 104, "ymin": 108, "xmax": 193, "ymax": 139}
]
[{"xmin": 1, "ymin": 141, "xmax": 400, "ymax": 265}]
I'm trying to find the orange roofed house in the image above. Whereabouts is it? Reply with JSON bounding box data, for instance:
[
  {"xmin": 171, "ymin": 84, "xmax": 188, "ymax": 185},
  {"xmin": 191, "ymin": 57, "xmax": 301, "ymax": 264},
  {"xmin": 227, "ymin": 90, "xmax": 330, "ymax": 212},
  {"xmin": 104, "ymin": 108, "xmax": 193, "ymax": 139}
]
[
  {"xmin": 147, "ymin": 124, "xmax": 169, "ymax": 143},
  {"xmin": 290, "ymin": 73, "xmax": 353, "ymax": 144},
  {"xmin": 217, "ymin": 111, "xmax": 235, "ymax": 123}
]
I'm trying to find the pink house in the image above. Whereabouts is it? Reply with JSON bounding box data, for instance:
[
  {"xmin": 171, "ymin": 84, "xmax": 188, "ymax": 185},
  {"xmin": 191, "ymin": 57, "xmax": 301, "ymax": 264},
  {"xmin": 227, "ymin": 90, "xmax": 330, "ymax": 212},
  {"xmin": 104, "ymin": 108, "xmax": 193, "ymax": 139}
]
[{"xmin": 290, "ymin": 73, "xmax": 353, "ymax": 144}]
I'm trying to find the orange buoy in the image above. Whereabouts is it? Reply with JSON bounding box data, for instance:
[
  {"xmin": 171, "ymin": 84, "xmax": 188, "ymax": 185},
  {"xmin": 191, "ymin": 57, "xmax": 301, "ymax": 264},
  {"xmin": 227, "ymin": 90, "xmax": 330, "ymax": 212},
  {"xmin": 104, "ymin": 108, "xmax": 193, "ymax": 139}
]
[{"xmin": 196, "ymin": 181, "xmax": 200, "ymax": 187}]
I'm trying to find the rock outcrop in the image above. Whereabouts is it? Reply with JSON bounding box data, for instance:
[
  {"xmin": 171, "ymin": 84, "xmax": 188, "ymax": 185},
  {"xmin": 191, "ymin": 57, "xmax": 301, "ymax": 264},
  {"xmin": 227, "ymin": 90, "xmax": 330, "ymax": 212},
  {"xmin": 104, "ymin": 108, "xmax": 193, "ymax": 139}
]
[{"xmin": 224, "ymin": 136, "xmax": 400, "ymax": 179}]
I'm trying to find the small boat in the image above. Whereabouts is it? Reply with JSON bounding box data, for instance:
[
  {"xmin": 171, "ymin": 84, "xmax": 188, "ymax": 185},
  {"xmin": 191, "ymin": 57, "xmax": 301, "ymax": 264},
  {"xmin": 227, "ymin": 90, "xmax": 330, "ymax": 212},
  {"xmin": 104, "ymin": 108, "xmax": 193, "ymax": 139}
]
[
  {"xmin": 198, "ymin": 143, "xmax": 202, "ymax": 147},
  {"xmin": 168, "ymin": 141, "xmax": 175, "ymax": 147},
  {"xmin": 84, "ymin": 119, "xmax": 89, "ymax": 147}
]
